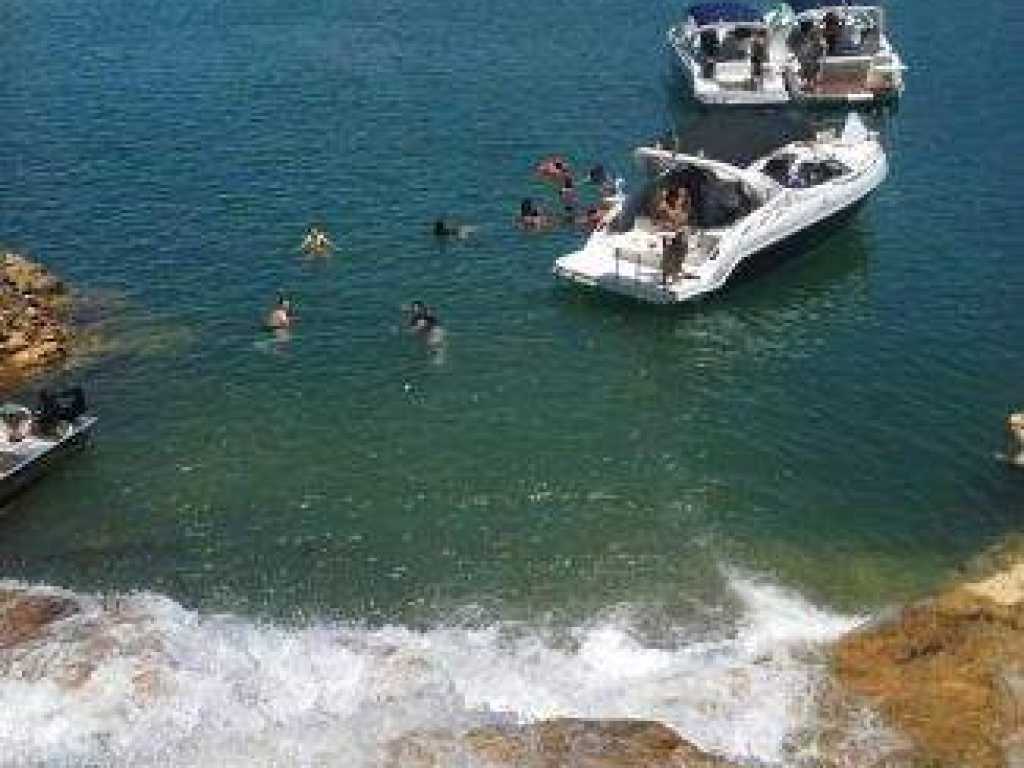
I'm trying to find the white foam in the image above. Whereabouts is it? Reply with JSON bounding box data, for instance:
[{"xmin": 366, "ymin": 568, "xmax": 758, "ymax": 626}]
[{"xmin": 0, "ymin": 574, "xmax": 863, "ymax": 767}]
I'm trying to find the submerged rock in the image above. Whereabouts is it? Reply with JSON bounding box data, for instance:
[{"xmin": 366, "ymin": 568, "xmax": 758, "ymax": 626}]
[
  {"xmin": 832, "ymin": 542, "xmax": 1024, "ymax": 767},
  {"xmin": 0, "ymin": 588, "xmax": 78, "ymax": 649},
  {"xmin": 385, "ymin": 718, "xmax": 743, "ymax": 768}
]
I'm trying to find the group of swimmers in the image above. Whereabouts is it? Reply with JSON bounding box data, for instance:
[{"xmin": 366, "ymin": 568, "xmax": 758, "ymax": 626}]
[
  {"xmin": 519, "ymin": 157, "xmax": 617, "ymax": 231},
  {"xmin": 268, "ymin": 161, "xmax": 619, "ymax": 337},
  {"xmin": 265, "ymin": 293, "xmax": 443, "ymax": 350}
]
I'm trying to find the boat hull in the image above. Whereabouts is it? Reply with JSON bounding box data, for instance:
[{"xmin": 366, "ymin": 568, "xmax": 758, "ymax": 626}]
[
  {"xmin": 554, "ymin": 195, "xmax": 869, "ymax": 305},
  {"xmin": 0, "ymin": 416, "xmax": 97, "ymax": 506},
  {"xmin": 554, "ymin": 145, "xmax": 885, "ymax": 305}
]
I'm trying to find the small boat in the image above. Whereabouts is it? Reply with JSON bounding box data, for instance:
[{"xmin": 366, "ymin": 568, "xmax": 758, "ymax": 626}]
[
  {"xmin": 668, "ymin": 2, "xmax": 791, "ymax": 106},
  {"xmin": 0, "ymin": 387, "xmax": 97, "ymax": 504},
  {"xmin": 552, "ymin": 113, "xmax": 886, "ymax": 304},
  {"xmin": 782, "ymin": 0, "xmax": 905, "ymax": 104}
]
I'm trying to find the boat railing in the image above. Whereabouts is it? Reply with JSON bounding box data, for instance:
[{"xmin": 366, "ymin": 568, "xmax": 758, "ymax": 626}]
[{"xmin": 611, "ymin": 239, "xmax": 681, "ymax": 302}]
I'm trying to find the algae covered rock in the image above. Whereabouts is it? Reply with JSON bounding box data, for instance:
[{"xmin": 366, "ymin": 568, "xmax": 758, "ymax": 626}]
[{"xmin": 0, "ymin": 251, "xmax": 74, "ymax": 390}]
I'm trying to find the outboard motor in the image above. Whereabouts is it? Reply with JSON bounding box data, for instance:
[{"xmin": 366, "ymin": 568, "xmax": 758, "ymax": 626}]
[
  {"xmin": 35, "ymin": 389, "xmax": 61, "ymax": 435},
  {"xmin": 60, "ymin": 386, "xmax": 86, "ymax": 421}
]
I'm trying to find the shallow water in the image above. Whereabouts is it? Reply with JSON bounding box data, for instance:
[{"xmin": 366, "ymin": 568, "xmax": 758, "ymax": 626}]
[{"xmin": 1, "ymin": 0, "xmax": 1023, "ymax": 762}]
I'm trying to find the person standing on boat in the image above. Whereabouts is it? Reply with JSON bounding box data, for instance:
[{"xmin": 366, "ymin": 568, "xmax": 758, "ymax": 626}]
[{"xmin": 750, "ymin": 33, "xmax": 767, "ymax": 89}]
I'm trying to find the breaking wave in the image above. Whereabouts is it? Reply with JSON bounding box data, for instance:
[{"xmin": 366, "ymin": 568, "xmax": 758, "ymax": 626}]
[{"xmin": 0, "ymin": 573, "xmax": 862, "ymax": 767}]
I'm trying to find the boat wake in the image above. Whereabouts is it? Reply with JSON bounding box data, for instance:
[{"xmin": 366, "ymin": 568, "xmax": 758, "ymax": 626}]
[{"xmin": 0, "ymin": 573, "xmax": 864, "ymax": 767}]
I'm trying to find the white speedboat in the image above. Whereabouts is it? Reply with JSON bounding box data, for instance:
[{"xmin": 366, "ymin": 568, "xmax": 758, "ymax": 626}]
[
  {"xmin": 782, "ymin": 0, "xmax": 905, "ymax": 104},
  {"xmin": 0, "ymin": 388, "xmax": 96, "ymax": 504},
  {"xmin": 552, "ymin": 113, "xmax": 886, "ymax": 304},
  {"xmin": 668, "ymin": 2, "xmax": 790, "ymax": 105}
]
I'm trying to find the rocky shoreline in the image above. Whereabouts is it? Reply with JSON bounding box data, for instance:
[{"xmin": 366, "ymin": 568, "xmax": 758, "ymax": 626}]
[
  {"xmin": 0, "ymin": 252, "xmax": 74, "ymax": 394},
  {"xmin": 832, "ymin": 538, "xmax": 1024, "ymax": 767},
  {"xmin": 5, "ymin": 543, "xmax": 1024, "ymax": 766}
]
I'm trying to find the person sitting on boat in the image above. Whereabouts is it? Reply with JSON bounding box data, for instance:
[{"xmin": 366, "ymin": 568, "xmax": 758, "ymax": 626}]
[
  {"xmin": 535, "ymin": 156, "xmax": 572, "ymax": 184},
  {"xmin": 667, "ymin": 188, "xmax": 690, "ymax": 229},
  {"xmin": 750, "ymin": 33, "xmax": 767, "ymax": 86},
  {"xmin": 301, "ymin": 226, "xmax": 334, "ymax": 255},
  {"xmin": 35, "ymin": 389, "xmax": 62, "ymax": 436},
  {"xmin": 654, "ymin": 188, "xmax": 689, "ymax": 230},
  {"xmin": 265, "ymin": 294, "xmax": 293, "ymax": 330}
]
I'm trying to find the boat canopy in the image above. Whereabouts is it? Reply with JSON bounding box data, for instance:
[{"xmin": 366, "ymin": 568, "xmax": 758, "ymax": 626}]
[
  {"xmin": 787, "ymin": 0, "xmax": 878, "ymax": 13},
  {"xmin": 688, "ymin": 2, "xmax": 763, "ymax": 26}
]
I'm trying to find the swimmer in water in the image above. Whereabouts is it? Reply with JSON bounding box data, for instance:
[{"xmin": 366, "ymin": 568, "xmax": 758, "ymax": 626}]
[
  {"xmin": 517, "ymin": 198, "xmax": 555, "ymax": 231},
  {"xmin": 535, "ymin": 156, "xmax": 572, "ymax": 184},
  {"xmin": 408, "ymin": 301, "xmax": 438, "ymax": 332},
  {"xmin": 433, "ymin": 218, "xmax": 477, "ymax": 240},
  {"xmin": 1005, "ymin": 412, "xmax": 1024, "ymax": 467},
  {"xmin": 301, "ymin": 226, "xmax": 334, "ymax": 255},
  {"xmin": 265, "ymin": 294, "xmax": 293, "ymax": 330},
  {"xmin": 576, "ymin": 206, "xmax": 605, "ymax": 231},
  {"xmin": 587, "ymin": 163, "xmax": 616, "ymax": 197},
  {"xmin": 406, "ymin": 301, "xmax": 446, "ymax": 353}
]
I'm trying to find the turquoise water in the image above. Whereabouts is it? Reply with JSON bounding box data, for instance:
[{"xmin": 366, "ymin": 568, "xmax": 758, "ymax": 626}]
[
  {"xmin": 2, "ymin": 0, "xmax": 1024, "ymax": 763},
  {"xmin": 2, "ymin": 0, "xmax": 1023, "ymax": 624}
]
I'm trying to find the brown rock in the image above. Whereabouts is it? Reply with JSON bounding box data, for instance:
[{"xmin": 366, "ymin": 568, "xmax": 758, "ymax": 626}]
[
  {"xmin": 1, "ymin": 254, "xmax": 65, "ymax": 297},
  {"xmin": 1, "ymin": 330, "xmax": 29, "ymax": 355},
  {"xmin": 0, "ymin": 589, "xmax": 78, "ymax": 649},
  {"xmin": 384, "ymin": 719, "xmax": 741, "ymax": 768},
  {"xmin": 833, "ymin": 565, "xmax": 1024, "ymax": 768},
  {"xmin": 0, "ymin": 252, "xmax": 78, "ymax": 391},
  {"xmin": 9, "ymin": 339, "xmax": 65, "ymax": 368}
]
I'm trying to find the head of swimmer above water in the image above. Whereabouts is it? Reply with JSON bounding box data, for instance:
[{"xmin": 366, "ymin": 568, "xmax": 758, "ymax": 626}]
[{"xmin": 409, "ymin": 301, "xmax": 438, "ymax": 330}]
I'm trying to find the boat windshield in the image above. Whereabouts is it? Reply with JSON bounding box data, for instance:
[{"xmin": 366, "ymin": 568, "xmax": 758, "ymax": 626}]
[
  {"xmin": 610, "ymin": 164, "xmax": 759, "ymax": 232},
  {"xmin": 762, "ymin": 152, "xmax": 849, "ymax": 188}
]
